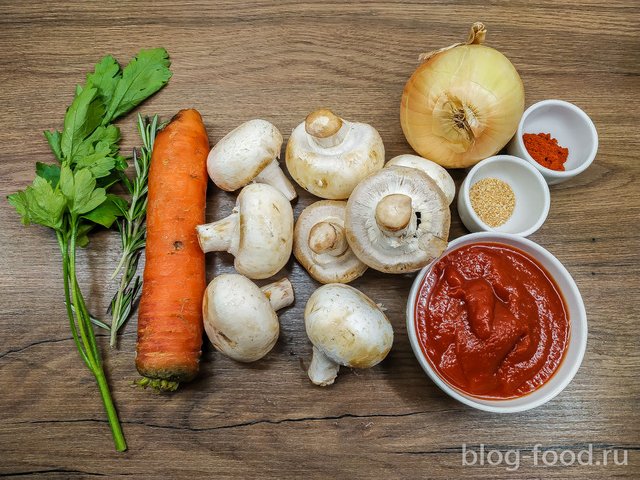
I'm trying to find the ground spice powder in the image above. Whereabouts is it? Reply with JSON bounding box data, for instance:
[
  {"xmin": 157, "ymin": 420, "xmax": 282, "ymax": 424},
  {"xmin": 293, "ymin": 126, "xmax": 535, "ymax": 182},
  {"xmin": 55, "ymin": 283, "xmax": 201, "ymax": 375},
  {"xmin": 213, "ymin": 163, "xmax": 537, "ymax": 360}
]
[
  {"xmin": 469, "ymin": 178, "xmax": 515, "ymax": 228},
  {"xmin": 523, "ymin": 132, "xmax": 569, "ymax": 171}
]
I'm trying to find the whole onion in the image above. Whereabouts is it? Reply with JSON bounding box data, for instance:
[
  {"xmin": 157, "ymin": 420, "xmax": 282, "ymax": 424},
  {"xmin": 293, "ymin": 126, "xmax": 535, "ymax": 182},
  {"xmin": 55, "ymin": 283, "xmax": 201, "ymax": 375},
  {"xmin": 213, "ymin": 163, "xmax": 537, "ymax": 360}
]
[{"xmin": 400, "ymin": 23, "xmax": 525, "ymax": 168}]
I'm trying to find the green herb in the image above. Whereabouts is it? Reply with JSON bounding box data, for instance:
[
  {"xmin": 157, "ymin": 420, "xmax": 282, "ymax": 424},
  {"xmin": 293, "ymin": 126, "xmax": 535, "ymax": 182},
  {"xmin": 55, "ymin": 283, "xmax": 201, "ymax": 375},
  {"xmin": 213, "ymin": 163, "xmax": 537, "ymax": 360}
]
[
  {"xmin": 7, "ymin": 48, "xmax": 172, "ymax": 452},
  {"xmin": 107, "ymin": 114, "xmax": 158, "ymax": 348}
]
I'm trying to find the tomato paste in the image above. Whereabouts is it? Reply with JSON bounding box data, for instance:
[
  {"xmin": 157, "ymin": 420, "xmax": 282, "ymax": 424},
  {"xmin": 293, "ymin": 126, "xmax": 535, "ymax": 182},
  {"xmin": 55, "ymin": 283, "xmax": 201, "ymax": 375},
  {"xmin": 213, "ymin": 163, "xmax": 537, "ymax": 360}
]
[{"xmin": 415, "ymin": 242, "xmax": 569, "ymax": 399}]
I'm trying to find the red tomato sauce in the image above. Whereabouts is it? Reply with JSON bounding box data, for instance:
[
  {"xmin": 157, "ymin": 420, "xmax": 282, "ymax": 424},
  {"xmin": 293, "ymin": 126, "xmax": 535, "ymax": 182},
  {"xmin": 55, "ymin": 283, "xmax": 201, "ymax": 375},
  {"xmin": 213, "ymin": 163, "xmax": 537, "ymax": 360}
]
[{"xmin": 415, "ymin": 242, "xmax": 569, "ymax": 399}]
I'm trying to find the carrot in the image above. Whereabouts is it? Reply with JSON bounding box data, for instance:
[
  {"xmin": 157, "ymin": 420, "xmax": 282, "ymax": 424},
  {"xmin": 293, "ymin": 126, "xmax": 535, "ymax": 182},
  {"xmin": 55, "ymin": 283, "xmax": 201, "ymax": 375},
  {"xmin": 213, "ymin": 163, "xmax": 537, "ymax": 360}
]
[{"xmin": 136, "ymin": 109, "xmax": 209, "ymax": 391}]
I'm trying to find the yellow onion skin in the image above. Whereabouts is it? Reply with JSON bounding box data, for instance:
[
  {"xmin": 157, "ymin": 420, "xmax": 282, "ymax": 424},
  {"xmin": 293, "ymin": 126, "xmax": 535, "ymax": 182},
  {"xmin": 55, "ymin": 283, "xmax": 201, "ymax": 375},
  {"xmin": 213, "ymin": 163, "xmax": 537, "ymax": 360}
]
[{"xmin": 400, "ymin": 44, "xmax": 524, "ymax": 168}]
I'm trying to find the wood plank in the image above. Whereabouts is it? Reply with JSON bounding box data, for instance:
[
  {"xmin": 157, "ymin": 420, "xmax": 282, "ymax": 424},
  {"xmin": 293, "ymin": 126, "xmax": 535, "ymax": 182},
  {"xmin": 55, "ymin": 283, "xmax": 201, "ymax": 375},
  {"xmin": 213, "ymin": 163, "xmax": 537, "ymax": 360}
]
[{"xmin": 0, "ymin": 0, "xmax": 638, "ymax": 477}]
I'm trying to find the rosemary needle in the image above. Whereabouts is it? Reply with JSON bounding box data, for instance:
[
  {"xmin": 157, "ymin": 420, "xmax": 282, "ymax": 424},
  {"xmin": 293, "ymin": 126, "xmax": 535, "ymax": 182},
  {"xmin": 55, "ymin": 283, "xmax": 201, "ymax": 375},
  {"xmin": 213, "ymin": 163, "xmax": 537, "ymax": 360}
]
[{"xmin": 108, "ymin": 114, "xmax": 159, "ymax": 348}]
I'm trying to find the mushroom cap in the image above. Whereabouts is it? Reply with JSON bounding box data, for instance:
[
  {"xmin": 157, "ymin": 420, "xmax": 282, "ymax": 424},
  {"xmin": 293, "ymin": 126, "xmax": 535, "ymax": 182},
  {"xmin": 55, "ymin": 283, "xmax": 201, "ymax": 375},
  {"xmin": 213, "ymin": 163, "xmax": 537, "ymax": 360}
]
[
  {"xmin": 305, "ymin": 284, "xmax": 393, "ymax": 368},
  {"xmin": 233, "ymin": 183, "xmax": 294, "ymax": 279},
  {"xmin": 293, "ymin": 200, "xmax": 367, "ymax": 284},
  {"xmin": 285, "ymin": 112, "xmax": 385, "ymax": 199},
  {"xmin": 203, "ymin": 274, "xmax": 279, "ymax": 362},
  {"xmin": 207, "ymin": 119, "xmax": 283, "ymax": 191},
  {"xmin": 386, "ymin": 154, "xmax": 456, "ymax": 205},
  {"xmin": 345, "ymin": 166, "xmax": 450, "ymax": 274}
]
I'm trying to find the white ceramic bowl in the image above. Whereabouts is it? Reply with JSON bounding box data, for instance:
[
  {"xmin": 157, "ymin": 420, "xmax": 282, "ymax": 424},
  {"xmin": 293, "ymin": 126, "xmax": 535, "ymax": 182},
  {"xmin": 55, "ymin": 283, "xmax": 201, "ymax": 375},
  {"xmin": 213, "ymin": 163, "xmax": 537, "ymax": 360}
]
[
  {"xmin": 458, "ymin": 155, "xmax": 550, "ymax": 237},
  {"xmin": 406, "ymin": 232, "xmax": 587, "ymax": 413},
  {"xmin": 507, "ymin": 99, "xmax": 598, "ymax": 185}
]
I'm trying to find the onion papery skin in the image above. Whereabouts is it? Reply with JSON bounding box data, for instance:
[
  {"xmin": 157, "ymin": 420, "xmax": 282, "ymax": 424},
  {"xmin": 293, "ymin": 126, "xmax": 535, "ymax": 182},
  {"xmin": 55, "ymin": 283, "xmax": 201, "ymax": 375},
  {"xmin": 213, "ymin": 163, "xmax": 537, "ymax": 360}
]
[{"xmin": 400, "ymin": 44, "xmax": 524, "ymax": 169}]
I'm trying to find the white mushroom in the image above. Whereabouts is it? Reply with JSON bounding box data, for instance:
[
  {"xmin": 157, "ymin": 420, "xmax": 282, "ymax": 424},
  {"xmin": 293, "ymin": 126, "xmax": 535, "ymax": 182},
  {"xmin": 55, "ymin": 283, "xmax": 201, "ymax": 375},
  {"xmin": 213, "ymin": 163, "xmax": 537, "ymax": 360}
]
[
  {"xmin": 345, "ymin": 166, "xmax": 450, "ymax": 274},
  {"xmin": 203, "ymin": 274, "xmax": 294, "ymax": 362},
  {"xmin": 386, "ymin": 154, "xmax": 456, "ymax": 205},
  {"xmin": 196, "ymin": 183, "xmax": 293, "ymax": 279},
  {"xmin": 293, "ymin": 200, "xmax": 367, "ymax": 284},
  {"xmin": 207, "ymin": 119, "xmax": 297, "ymax": 200},
  {"xmin": 305, "ymin": 284, "xmax": 393, "ymax": 386},
  {"xmin": 285, "ymin": 109, "xmax": 385, "ymax": 199}
]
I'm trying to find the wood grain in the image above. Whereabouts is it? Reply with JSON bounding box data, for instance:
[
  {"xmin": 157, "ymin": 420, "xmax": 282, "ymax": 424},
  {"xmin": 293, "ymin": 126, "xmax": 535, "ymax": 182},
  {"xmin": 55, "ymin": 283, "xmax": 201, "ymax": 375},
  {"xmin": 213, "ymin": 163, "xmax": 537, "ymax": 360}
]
[{"xmin": 1, "ymin": 1, "xmax": 639, "ymax": 478}]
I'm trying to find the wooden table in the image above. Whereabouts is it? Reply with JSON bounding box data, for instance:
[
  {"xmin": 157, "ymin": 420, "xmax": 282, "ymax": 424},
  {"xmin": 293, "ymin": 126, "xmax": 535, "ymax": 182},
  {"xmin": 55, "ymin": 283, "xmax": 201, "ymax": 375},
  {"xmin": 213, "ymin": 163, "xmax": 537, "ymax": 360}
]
[{"xmin": 1, "ymin": 1, "xmax": 638, "ymax": 478}]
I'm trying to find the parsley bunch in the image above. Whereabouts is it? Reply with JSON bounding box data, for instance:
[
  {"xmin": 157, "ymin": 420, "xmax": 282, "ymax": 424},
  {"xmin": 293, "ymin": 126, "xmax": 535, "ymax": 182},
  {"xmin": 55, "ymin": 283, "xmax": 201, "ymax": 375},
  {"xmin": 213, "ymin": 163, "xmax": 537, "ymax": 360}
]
[{"xmin": 7, "ymin": 48, "xmax": 172, "ymax": 452}]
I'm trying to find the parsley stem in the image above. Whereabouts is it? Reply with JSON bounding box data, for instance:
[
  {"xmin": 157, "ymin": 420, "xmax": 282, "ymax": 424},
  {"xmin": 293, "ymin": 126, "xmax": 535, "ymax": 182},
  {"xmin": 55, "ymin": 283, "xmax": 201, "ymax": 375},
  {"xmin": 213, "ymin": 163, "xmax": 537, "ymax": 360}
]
[
  {"xmin": 94, "ymin": 365, "xmax": 127, "ymax": 452},
  {"xmin": 57, "ymin": 230, "xmax": 90, "ymax": 368},
  {"xmin": 65, "ymin": 216, "xmax": 127, "ymax": 451},
  {"xmin": 68, "ymin": 221, "xmax": 100, "ymax": 366}
]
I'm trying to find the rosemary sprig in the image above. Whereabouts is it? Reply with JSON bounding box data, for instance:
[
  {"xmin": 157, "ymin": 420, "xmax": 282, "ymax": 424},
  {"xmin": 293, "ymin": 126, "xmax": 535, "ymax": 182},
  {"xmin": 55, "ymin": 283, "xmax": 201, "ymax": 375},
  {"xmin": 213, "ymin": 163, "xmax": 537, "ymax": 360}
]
[{"xmin": 108, "ymin": 114, "xmax": 158, "ymax": 348}]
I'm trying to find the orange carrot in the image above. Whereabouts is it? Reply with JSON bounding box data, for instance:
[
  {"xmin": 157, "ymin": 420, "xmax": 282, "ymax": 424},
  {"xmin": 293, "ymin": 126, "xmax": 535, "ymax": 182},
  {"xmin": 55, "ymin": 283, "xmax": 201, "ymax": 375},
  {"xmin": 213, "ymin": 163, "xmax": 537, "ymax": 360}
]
[{"xmin": 136, "ymin": 109, "xmax": 209, "ymax": 390}]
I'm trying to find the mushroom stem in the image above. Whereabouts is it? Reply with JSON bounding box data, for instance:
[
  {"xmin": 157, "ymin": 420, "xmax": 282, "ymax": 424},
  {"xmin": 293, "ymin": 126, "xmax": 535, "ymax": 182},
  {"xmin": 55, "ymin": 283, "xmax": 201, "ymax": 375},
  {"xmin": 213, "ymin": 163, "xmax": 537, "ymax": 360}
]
[
  {"xmin": 375, "ymin": 194, "xmax": 413, "ymax": 236},
  {"xmin": 305, "ymin": 109, "xmax": 349, "ymax": 148},
  {"xmin": 196, "ymin": 211, "xmax": 239, "ymax": 253},
  {"xmin": 261, "ymin": 278, "xmax": 295, "ymax": 311},
  {"xmin": 308, "ymin": 221, "xmax": 348, "ymax": 256},
  {"xmin": 308, "ymin": 346, "xmax": 340, "ymax": 386},
  {"xmin": 254, "ymin": 159, "xmax": 297, "ymax": 201}
]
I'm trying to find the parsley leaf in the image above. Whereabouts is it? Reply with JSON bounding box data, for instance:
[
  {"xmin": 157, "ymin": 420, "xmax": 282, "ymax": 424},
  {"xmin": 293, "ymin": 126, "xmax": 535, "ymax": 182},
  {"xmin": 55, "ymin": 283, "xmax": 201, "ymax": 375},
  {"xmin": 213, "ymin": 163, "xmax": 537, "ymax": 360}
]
[
  {"xmin": 98, "ymin": 170, "xmax": 125, "ymax": 190},
  {"xmin": 44, "ymin": 130, "xmax": 63, "ymax": 162},
  {"xmin": 7, "ymin": 191, "xmax": 30, "ymax": 225},
  {"xmin": 8, "ymin": 176, "xmax": 66, "ymax": 230},
  {"xmin": 36, "ymin": 162, "xmax": 61, "ymax": 187},
  {"xmin": 61, "ymin": 87, "xmax": 105, "ymax": 161},
  {"xmin": 28, "ymin": 176, "xmax": 66, "ymax": 229},
  {"xmin": 75, "ymin": 141, "xmax": 117, "ymax": 178},
  {"xmin": 86, "ymin": 55, "xmax": 121, "ymax": 103},
  {"xmin": 83, "ymin": 194, "xmax": 128, "ymax": 228},
  {"xmin": 59, "ymin": 166, "xmax": 107, "ymax": 215},
  {"xmin": 104, "ymin": 48, "xmax": 172, "ymax": 123},
  {"xmin": 75, "ymin": 221, "xmax": 95, "ymax": 248},
  {"xmin": 71, "ymin": 124, "xmax": 121, "ymax": 164}
]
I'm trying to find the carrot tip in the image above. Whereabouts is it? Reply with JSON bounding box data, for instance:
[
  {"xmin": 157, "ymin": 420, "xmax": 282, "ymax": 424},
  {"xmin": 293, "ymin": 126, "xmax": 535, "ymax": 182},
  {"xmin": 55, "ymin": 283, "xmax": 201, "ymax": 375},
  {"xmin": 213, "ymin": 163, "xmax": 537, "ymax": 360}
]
[{"xmin": 134, "ymin": 376, "xmax": 180, "ymax": 393}]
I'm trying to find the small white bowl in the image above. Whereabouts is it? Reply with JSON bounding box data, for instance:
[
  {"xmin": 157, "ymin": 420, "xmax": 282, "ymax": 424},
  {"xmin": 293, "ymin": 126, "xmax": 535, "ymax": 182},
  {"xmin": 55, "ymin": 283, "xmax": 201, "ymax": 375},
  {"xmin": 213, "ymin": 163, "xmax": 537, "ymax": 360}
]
[
  {"xmin": 406, "ymin": 232, "xmax": 588, "ymax": 413},
  {"xmin": 458, "ymin": 155, "xmax": 550, "ymax": 237},
  {"xmin": 507, "ymin": 99, "xmax": 598, "ymax": 185}
]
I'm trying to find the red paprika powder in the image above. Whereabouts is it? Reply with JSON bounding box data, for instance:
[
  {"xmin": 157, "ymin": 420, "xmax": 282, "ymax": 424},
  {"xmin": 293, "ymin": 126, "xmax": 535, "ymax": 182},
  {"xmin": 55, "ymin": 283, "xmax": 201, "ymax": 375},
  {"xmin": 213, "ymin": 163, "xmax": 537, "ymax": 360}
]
[{"xmin": 523, "ymin": 132, "xmax": 569, "ymax": 171}]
